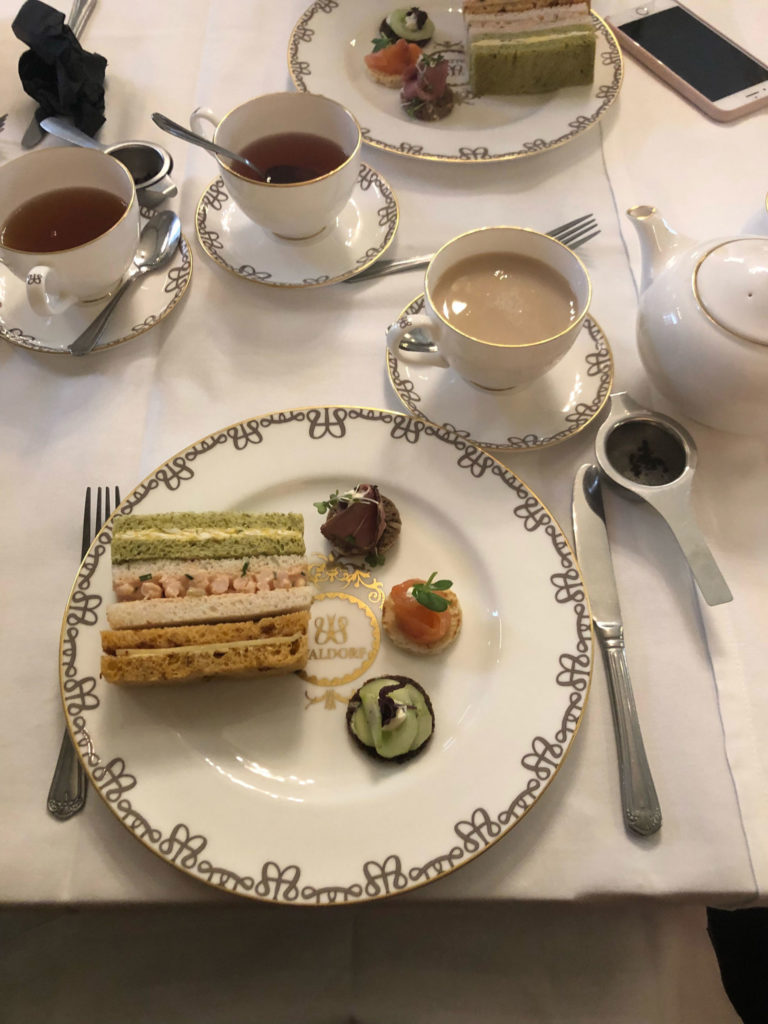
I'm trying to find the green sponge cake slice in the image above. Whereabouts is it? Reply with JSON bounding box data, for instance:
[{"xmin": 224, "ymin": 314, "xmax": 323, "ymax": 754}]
[
  {"xmin": 470, "ymin": 26, "xmax": 596, "ymax": 95},
  {"xmin": 111, "ymin": 511, "xmax": 306, "ymax": 562}
]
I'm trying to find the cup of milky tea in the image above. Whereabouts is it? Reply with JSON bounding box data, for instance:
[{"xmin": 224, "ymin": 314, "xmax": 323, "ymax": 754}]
[
  {"xmin": 190, "ymin": 93, "xmax": 362, "ymax": 240},
  {"xmin": 386, "ymin": 226, "xmax": 591, "ymax": 392},
  {"xmin": 0, "ymin": 147, "xmax": 140, "ymax": 318}
]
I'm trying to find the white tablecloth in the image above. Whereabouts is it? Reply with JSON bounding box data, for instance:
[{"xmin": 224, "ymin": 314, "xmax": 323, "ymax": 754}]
[{"xmin": 1, "ymin": 0, "xmax": 766, "ymax": 919}]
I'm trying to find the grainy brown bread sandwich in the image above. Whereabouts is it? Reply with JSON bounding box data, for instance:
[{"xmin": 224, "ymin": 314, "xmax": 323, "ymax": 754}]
[{"xmin": 101, "ymin": 612, "xmax": 310, "ymax": 686}]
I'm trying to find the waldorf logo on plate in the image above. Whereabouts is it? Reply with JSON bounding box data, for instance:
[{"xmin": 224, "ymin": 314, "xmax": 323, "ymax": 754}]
[{"xmin": 299, "ymin": 555, "xmax": 383, "ymax": 704}]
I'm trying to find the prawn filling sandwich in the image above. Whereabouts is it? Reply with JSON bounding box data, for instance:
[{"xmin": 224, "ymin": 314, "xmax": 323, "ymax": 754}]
[{"xmin": 101, "ymin": 511, "xmax": 314, "ymax": 685}]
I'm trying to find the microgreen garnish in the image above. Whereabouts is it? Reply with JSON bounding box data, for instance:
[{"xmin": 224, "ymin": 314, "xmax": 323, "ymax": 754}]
[
  {"xmin": 313, "ymin": 490, "xmax": 340, "ymax": 515},
  {"xmin": 371, "ymin": 34, "xmax": 392, "ymax": 52},
  {"xmin": 241, "ymin": 559, "xmax": 250, "ymax": 577},
  {"xmin": 314, "ymin": 486, "xmax": 377, "ymax": 515},
  {"xmin": 411, "ymin": 571, "xmax": 452, "ymax": 612},
  {"xmin": 418, "ymin": 51, "xmax": 445, "ymax": 68},
  {"xmin": 365, "ymin": 551, "xmax": 386, "ymax": 568}
]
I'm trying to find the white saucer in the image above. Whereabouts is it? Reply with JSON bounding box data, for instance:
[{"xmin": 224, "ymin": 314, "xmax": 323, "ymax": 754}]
[
  {"xmin": 387, "ymin": 295, "xmax": 614, "ymax": 451},
  {"xmin": 0, "ymin": 233, "xmax": 192, "ymax": 356},
  {"xmin": 195, "ymin": 163, "xmax": 399, "ymax": 288}
]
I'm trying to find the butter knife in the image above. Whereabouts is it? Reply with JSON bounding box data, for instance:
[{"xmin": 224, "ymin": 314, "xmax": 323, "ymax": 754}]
[
  {"xmin": 572, "ymin": 464, "xmax": 662, "ymax": 837},
  {"xmin": 21, "ymin": 0, "xmax": 97, "ymax": 148}
]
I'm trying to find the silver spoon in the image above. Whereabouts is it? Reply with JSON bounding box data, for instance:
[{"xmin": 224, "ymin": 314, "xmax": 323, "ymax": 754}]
[
  {"xmin": 40, "ymin": 117, "xmax": 177, "ymax": 206},
  {"xmin": 68, "ymin": 211, "xmax": 182, "ymax": 356},
  {"xmin": 398, "ymin": 324, "xmax": 439, "ymax": 355},
  {"xmin": 151, "ymin": 112, "xmax": 264, "ymax": 179}
]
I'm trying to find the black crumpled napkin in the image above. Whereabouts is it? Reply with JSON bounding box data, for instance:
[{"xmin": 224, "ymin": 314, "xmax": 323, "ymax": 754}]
[{"xmin": 12, "ymin": 0, "xmax": 107, "ymax": 136}]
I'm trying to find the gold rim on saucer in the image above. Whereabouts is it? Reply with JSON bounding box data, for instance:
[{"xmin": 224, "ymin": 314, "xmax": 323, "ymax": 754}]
[
  {"xmin": 386, "ymin": 294, "xmax": 614, "ymax": 451},
  {"xmin": 0, "ymin": 234, "xmax": 192, "ymax": 356},
  {"xmin": 194, "ymin": 163, "xmax": 399, "ymax": 289}
]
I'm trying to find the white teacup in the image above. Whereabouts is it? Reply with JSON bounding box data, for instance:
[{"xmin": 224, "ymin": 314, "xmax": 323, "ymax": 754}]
[
  {"xmin": 0, "ymin": 148, "xmax": 140, "ymax": 317},
  {"xmin": 191, "ymin": 93, "xmax": 362, "ymax": 240},
  {"xmin": 386, "ymin": 226, "xmax": 592, "ymax": 392}
]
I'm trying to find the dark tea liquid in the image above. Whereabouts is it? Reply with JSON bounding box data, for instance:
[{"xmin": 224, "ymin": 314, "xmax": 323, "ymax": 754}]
[
  {"xmin": 0, "ymin": 187, "xmax": 127, "ymax": 253},
  {"xmin": 236, "ymin": 132, "xmax": 347, "ymax": 183}
]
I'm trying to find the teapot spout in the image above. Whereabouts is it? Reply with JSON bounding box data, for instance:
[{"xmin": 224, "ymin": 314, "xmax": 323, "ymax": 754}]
[{"xmin": 627, "ymin": 206, "xmax": 693, "ymax": 292}]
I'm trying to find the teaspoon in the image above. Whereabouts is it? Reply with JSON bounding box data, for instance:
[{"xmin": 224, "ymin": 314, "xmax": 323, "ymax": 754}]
[
  {"xmin": 151, "ymin": 112, "xmax": 264, "ymax": 179},
  {"xmin": 397, "ymin": 324, "xmax": 439, "ymax": 355},
  {"xmin": 68, "ymin": 211, "xmax": 182, "ymax": 356}
]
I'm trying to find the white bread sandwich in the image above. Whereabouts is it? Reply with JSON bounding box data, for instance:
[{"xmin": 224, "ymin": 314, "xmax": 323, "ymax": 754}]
[{"xmin": 101, "ymin": 511, "xmax": 314, "ymax": 685}]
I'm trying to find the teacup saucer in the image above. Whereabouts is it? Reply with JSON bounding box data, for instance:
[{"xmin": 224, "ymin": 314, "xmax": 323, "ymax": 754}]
[
  {"xmin": 387, "ymin": 295, "xmax": 614, "ymax": 451},
  {"xmin": 0, "ymin": 234, "xmax": 192, "ymax": 356},
  {"xmin": 195, "ymin": 163, "xmax": 399, "ymax": 288}
]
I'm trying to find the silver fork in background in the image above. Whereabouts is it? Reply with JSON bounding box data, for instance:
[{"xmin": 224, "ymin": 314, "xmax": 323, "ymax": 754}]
[
  {"xmin": 21, "ymin": 0, "xmax": 98, "ymax": 149},
  {"xmin": 47, "ymin": 484, "xmax": 120, "ymax": 821},
  {"xmin": 345, "ymin": 213, "xmax": 600, "ymax": 283}
]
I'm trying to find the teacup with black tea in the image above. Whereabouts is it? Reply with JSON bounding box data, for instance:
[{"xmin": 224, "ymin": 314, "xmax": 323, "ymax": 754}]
[
  {"xmin": 191, "ymin": 92, "xmax": 361, "ymax": 239},
  {"xmin": 0, "ymin": 147, "xmax": 140, "ymax": 317}
]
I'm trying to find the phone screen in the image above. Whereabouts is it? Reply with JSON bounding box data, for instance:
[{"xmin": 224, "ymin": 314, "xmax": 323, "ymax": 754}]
[{"xmin": 620, "ymin": 6, "xmax": 768, "ymax": 100}]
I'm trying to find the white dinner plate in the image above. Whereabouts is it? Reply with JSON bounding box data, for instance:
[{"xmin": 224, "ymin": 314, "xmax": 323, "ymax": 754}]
[
  {"xmin": 60, "ymin": 407, "xmax": 592, "ymax": 904},
  {"xmin": 288, "ymin": 1, "xmax": 623, "ymax": 162},
  {"xmin": 388, "ymin": 296, "xmax": 614, "ymax": 451},
  {"xmin": 195, "ymin": 164, "xmax": 398, "ymax": 288}
]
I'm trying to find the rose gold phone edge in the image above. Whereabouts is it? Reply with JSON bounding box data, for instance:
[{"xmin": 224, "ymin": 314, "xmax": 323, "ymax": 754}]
[{"xmin": 607, "ymin": 5, "xmax": 768, "ymax": 123}]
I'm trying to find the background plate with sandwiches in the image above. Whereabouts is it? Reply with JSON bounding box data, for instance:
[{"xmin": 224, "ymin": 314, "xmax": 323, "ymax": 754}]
[{"xmin": 288, "ymin": 0, "xmax": 623, "ymax": 163}]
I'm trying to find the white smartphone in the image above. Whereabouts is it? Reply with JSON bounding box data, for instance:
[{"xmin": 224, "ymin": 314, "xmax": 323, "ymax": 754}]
[{"xmin": 607, "ymin": 1, "xmax": 768, "ymax": 122}]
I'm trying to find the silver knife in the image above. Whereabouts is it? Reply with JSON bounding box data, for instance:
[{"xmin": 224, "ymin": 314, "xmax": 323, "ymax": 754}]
[
  {"xmin": 572, "ymin": 464, "xmax": 662, "ymax": 837},
  {"xmin": 21, "ymin": 0, "xmax": 97, "ymax": 149}
]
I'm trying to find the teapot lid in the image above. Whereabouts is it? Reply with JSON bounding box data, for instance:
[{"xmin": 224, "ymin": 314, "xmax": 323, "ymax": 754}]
[{"xmin": 695, "ymin": 238, "xmax": 768, "ymax": 346}]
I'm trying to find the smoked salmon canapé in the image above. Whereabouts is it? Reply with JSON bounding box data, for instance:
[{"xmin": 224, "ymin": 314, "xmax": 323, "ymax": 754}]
[
  {"xmin": 382, "ymin": 573, "xmax": 462, "ymax": 656},
  {"xmin": 364, "ymin": 38, "xmax": 423, "ymax": 87}
]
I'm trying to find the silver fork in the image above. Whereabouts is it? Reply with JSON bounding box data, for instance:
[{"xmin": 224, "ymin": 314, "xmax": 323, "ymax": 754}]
[
  {"xmin": 346, "ymin": 213, "xmax": 600, "ymax": 283},
  {"xmin": 47, "ymin": 484, "xmax": 120, "ymax": 821}
]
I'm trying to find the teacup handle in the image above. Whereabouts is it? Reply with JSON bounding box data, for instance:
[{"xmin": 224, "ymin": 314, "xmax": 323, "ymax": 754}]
[
  {"xmin": 386, "ymin": 315, "xmax": 449, "ymax": 367},
  {"xmin": 189, "ymin": 106, "xmax": 219, "ymax": 139},
  {"xmin": 26, "ymin": 266, "xmax": 78, "ymax": 317}
]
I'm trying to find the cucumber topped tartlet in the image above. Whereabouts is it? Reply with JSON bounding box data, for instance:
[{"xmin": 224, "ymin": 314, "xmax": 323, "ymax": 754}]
[
  {"xmin": 378, "ymin": 7, "xmax": 435, "ymax": 48},
  {"xmin": 346, "ymin": 675, "xmax": 435, "ymax": 763}
]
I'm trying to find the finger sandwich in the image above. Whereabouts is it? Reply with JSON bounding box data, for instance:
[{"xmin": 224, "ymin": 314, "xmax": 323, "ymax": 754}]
[
  {"xmin": 463, "ymin": 0, "xmax": 596, "ymax": 95},
  {"xmin": 101, "ymin": 511, "xmax": 314, "ymax": 685}
]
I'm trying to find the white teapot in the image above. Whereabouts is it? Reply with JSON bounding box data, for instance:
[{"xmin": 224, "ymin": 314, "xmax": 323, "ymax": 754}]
[{"xmin": 627, "ymin": 205, "xmax": 768, "ymax": 435}]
